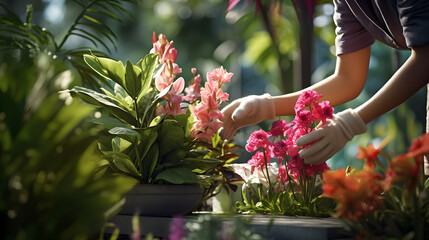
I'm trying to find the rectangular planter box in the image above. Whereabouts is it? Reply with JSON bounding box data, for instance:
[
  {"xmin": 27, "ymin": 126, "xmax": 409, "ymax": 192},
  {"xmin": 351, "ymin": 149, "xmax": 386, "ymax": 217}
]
[{"xmin": 105, "ymin": 213, "xmax": 352, "ymax": 240}]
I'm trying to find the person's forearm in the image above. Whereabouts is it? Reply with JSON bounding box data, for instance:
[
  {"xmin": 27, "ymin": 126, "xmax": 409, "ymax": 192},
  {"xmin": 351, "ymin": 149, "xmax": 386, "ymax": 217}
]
[
  {"xmin": 356, "ymin": 45, "xmax": 429, "ymax": 124},
  {"xmin": 273, "ymin": 47, "xmax": 370, "ymax": 116}
]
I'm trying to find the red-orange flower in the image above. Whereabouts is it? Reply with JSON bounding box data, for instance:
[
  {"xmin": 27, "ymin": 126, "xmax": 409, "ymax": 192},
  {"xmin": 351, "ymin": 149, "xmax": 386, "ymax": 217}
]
[
  {"xmin": 322, "ymin": 169, "xmax": 383, "ymax": 221},
  {"xmin": 398, "ymin": 133, "xmax": 429, "ymax": 165},
  {"xmin": 383, "ymin": 156, "xmax": 418, "ymax": 191},
  {"xmin": 355, "ymin": 138, "xmax": 389, "ymax": 170},
  {"xmin": 382, "ymin": 133, "xmax": 429, "ymax": 191}
]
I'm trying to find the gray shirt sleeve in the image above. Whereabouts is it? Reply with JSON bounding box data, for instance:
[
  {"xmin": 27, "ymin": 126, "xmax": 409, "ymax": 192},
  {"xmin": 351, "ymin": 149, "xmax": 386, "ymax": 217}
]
[
  {"xmin": 333, "ymin": 0, "xmax": 375, "ymax": 55},
  {"xmin": 397, "ymin": 0, "xmax": 429, "ymax": 48}
]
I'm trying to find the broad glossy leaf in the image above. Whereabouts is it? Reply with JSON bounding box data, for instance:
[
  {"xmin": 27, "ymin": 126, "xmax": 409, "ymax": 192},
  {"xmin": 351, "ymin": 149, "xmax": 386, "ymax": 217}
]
[
  {"xmin": 162, "ymin": 149, "xmax": 187, "ymax": 165},
  {"xmin": 92, "ymin": 117, "xmax": 130, "ymax": 129},
  {"xmin": 111, "ymin": 136, "xmax": 131, "ymax": 153},
  {"xmin": 142, "ymin": 144, "xmax": 159, "ymax": 183},
  {"xmin": 137, "ymin": 126, "xmax": 158, "ymax": 161},
  {"xmin": 109, "ymin": 127, "xmax": 139, "ymax": 143},
  {"xmin": 181, "ymin": 158, "xmax": 223, "ymax": 174},
  {"xmin": 137, "ymin": 54, "xmax": 158, "ymax": 97},
  {"xmin": 66, "ymin": 86, "xmax": 137, "ymax": 126},
  {"xmin": 158, "ymin": 119, "xmax": 185, "ymax": 158},
  {"xmin": 83, "ymin": 54, "xmax": 125, "ymax": 90},
  {"xmin": 154, "ymin": 167, "xmax": 199, "ymax": 184},
  {"xmin": 125, "ymin": 60, "xmax": 142, "ymax": 99},
  {"xmin": 109, "ymin": 152, "xmax": 140, "ymax": 177},
  {"xmin": 149, "ymin": 115, "xmax": 163, "ymax": 127}
]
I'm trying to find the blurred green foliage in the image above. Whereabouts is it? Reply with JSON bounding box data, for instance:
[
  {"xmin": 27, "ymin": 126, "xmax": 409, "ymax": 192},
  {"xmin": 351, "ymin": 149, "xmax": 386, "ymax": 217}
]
[{"xmin": 0, "ymin": 1, "xmax": 138, "ymax": 239}]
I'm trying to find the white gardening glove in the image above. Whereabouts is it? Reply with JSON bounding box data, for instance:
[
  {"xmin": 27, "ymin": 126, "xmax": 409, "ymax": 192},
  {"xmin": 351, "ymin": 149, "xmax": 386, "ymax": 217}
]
[
  {"xmin": 220, "ymin": 93, "xmax": 276, "ymax": 140},
  {"xmin": 296, "ymin": 108, "xmax": 367, "ymax": 164}
]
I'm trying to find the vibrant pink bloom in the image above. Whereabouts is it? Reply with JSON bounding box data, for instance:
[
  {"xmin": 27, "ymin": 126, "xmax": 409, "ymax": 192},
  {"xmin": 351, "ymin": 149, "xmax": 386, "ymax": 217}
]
[
  {"xmin": 312, "ymin": 101, "xmax": 333, "ymax": 124},
  {"xmin": 294, "ymin": 90, "xmax": 323, "ymax": 113},
  {"xmin": 287, "ymin": 155, "xmax": 304, "ymax": 180},
  {"xmin": 268, "ymin": 119, "xmax": 290, "ymax": 137},
  {"xmin": 305, "ymin": 162, "xmax": 330, "ymax": 178},
  {"xmin": 272, "ymin": 140, "xmax": 288, "ymax": 158},
  {"xmin": 295, "ymin": 110, "xmax": 313, "ymax": 127},
  {"xmin": 248, "ymin": 151, "xmax": 269, "ymax": 173},
  {"xmin": 246, "ymin": 130, "xmax": 270, "ymax": 152},
  {"xmin": 277, "ymin": 165, "xmax": 289, "ymax": 184}
]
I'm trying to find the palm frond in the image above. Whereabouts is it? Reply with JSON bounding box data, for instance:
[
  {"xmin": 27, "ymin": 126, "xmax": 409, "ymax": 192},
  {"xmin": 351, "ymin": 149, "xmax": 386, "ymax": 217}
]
[
  {"xmin": 57, "ymin": 0, "xmax": 135, "ymax": 53},
  {"xmin": 0, "ymin": 3, "xmax": 56, "ymax": 55}
]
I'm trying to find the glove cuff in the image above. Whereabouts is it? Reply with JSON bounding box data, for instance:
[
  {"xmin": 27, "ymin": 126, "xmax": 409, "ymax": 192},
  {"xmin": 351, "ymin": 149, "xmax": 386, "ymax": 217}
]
[
  {"xmin": 262, "ymin": 93, "xmax": 276, "ymax": 120},
  {"xmin": 335, "ymin": 108, "xmax": 367, "ymax": 140}
]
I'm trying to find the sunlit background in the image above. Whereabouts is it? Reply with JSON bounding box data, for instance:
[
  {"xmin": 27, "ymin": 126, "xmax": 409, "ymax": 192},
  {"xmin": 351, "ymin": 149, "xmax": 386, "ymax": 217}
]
[{"xmin": 2, "ymin": 0, "xmax": 425, "ymax": 176}]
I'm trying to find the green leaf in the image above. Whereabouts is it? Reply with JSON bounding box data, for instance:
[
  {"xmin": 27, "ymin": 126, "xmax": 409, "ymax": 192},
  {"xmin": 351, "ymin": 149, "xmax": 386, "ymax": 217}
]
[
  {"xmin": 111, "ymin": 137, "xmax": 131, "ymax": 153},
  {"xmin": 137, "ymin": 54, "xmax": 158, "ymax": 99},
  {"xmin": 162, "ymin": 149, "xmax": 187, "ymax": 165},
  {"xmin": 92, "ymin": 117, "xmax": 130, "ymax": 129},
  {"xmin": 149, "ymin": 115, "xmax": 163, "ymax": 127},
  {"xmin": 111, "ymin": 153, "xmax": 140, "ymax": 177},
  {"xmin": 125, "ymin": 60, "xmax": 142, "ymax": 99},
  {"xmin": 66, "ymin": 86, "xmax": 137, "ymax": 126},
  {"xmin": 181, "ymin": 158, "xmax": 223, "ymax": 174},
  {"xmin": 154, "ymin": 167, "xmax": 199, "ymax": 184},
  {"xmin": 143, "ymin": 144, "xmax": 159, "ymax": 183},
  {"xmin": 83, "ymin": 54, "xmax": 126, "ymax": 90},
  {"xmin": 108, "ymin": 127, "xmax": 139, "ymax": 143},
  {"xmin": 158, "ymin": 119, "xmax": 185, "ymax": 158},
  {"xmin": 137, "ymin": 126, "xmax": 158, "ymax": 161}
]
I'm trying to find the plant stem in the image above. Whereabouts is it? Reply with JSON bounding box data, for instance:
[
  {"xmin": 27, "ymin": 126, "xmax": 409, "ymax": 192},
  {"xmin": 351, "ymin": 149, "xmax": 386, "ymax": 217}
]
[
  {"xmin": 263, "ymin": 150, "xmax": 273, "ymax": 193},
  {"xmin": 134, "ymin": 99, "xmax": 141, "ymax": 127}
]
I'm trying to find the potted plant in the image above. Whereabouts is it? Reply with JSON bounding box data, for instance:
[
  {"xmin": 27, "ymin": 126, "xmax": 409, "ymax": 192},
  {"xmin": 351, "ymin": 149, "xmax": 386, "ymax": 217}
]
[{"xmin": 65, "ymin": 33, "xmax": 239, "ymax": 216}]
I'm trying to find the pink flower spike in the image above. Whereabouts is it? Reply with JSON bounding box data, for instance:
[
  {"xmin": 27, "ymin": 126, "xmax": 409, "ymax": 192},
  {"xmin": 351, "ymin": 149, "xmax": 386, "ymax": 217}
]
[
  {"xmin": 164, "ymin": 48, "xmax": 178, "ymax": 63},
  {"xmin": 206, "ymin": 66, "xmax": 233, "ymax": 85},
  {"xmin": 171, "ymin": 77, "xmax": 185, "ymax": 95},
  {"xmin": 184, "ymin": 74, "xmax": 201, "ymax": 103}
]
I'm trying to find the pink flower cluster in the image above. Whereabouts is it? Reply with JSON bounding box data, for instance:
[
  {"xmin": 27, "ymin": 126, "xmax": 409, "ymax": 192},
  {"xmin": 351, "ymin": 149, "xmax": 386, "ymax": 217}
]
[
  {"xmin": 152, "ymin": 32, "xmax": 232, "ymax": 143},
  {"xmin": 190, "ymin": 67, "xmax": 232, "ymax": 142},
  {"xmin": 245, "ymin": 90, "xmax": 333, "ymax": 184},
  {"xmin": 152, "ymin": 32, "xmax": 185, "ymax": 115}
]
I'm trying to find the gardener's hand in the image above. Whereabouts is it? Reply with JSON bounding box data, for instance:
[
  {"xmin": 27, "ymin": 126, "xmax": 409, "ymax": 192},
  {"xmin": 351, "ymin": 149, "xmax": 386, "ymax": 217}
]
[
  {"xmin": 220, "ymin": 93, "xmax": 276, "ymax": 140},
  {"xmin": 296, "ymin": 109, "xmax": 367, "ymax": 164}
]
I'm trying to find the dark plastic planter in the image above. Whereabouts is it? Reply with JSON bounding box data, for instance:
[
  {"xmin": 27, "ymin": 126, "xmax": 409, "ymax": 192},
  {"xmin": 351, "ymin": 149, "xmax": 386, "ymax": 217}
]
[{"xmin": 118, "ymin": 184, "xmax": 203, "ymax": 217}]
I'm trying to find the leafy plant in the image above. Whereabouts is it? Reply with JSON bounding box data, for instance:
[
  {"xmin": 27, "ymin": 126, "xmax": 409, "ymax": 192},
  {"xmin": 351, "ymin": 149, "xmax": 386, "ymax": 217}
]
[
  {"xmin": 0, "ymin": 1, "xmax": 141, "ymax": 239},
  {"xmin": 0, "ymin": 51, "xmax": 135, "ymax": 240},
  {"xmin": 65, "ymin": 33, "xmax": 239, "ymax": 191}
]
